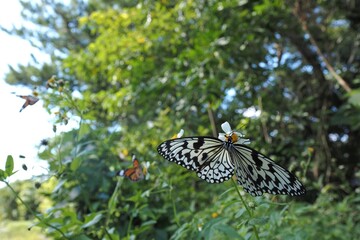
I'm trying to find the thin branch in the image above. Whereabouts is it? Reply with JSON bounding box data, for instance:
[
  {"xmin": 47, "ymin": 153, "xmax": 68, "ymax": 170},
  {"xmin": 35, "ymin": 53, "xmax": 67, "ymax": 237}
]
[
  {"xmin": 207, "ymin": 105, "xmax": 217, "ymax": 137},
  {"xmin": 3, "ymin": 181, "xmax": 68, "ymax": 239},
  {"xmin": 294, "ymin": 0, "xmax": 352, "ymax": 93},
  {"xmin": 302, "ymin": 24, "xmax": 352, "ymax": 92},
  {"xmin": 258, "ymin": 96, "xmax": 271, "ymax": 144}
]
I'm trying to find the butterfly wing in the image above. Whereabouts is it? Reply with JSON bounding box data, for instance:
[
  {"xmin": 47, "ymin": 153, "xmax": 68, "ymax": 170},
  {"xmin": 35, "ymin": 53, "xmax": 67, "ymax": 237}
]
[
  {"xmin": 17, "ymin": 95, "xmax": 39, "ymax": 112},
  {"xmin": 131, "ymin": 159, "xmax": 145, "ymax": 181},
  {"xmin": 119, "ymin": 158, "xmax": 144, "ymax": 181},
  {"xmin": 20, "ymin": 101, "xmax": 30, "ymax": 112},
  {"xmin": 157, "ymin": 137, "xmax": 235, "ymax": 183},
  {"xmin": 132, "ymin": 158, "xmax": 140, "ymax": 168},
  {"xmin": 231, "ymin": 144, "xmax": 306, "ymax": 196}
]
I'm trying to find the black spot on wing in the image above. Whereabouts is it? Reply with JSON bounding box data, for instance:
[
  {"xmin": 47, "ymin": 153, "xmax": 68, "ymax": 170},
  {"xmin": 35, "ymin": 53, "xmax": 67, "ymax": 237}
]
[{"xmin": 193, "ymin": 137, "xmax": 205, "ymax": 149}]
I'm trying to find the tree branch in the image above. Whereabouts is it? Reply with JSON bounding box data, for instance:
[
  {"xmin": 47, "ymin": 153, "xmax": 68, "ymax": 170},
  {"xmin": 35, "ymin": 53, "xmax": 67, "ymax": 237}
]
[
  {"xmin": 207, "ymin": 105, "xmax": 217, "ymax": 137},
  {"xmin": 294, "ymin": 0, "xmax": 352, "ymax": 93}
]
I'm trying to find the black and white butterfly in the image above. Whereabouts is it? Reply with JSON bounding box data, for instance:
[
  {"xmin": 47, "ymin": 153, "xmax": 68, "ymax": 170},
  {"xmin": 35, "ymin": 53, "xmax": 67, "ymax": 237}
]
[{"xmin": 157, "ymin": 122, "xmax": 305, "ymax": 196}]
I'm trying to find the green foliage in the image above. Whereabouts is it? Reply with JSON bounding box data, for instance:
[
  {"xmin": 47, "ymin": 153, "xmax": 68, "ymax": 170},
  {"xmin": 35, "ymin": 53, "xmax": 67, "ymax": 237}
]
[
  {"xmin": 0, "ymin": 155, "xmax": 17, "ymax": 181},
  {"xmin": 0, "ymin": 180, "xmax": 46, "ymax": 221},
  {"xmin": 268, "ymin": 193, "xmax": 360, "ymax": 239},
  {"xmin": 0, "ymin": 220, "xmax": 49, "ymax": 240},
  {"xmin": 2, "ymin": 0, "xmax": 360, "ymax": 239}
]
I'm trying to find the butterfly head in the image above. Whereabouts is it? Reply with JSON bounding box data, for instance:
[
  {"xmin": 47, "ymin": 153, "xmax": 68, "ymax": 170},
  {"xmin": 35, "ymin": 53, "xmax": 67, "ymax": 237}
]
[
  {"xmin": 224, "ymin": 132, "xmax": 239, "ymax": 143},
  {"xmin": 218, "ymin": 121, "xmax": 250, "ymax": 144}
]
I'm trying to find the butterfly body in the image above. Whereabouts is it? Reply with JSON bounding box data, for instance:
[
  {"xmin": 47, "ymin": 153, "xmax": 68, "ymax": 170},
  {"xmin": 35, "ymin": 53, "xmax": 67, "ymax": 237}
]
[
  {"xmin": 223, "ymin": 131, "xmax": 239, "ymax": 144},
  {"xmin": 157, "ymin": 123, "xmax": 305, "ymax": 196}
]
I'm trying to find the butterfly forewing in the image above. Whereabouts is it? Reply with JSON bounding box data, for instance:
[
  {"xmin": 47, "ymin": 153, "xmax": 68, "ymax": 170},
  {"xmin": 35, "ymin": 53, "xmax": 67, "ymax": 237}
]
[{"xmin": 157, "ymin": 137, "xmax": 235, "ymax": 183}]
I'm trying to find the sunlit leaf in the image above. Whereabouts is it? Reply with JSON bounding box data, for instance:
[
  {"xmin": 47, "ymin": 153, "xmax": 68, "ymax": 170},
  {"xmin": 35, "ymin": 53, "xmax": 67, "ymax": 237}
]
[
  {"xmin": 82, "ymin": 213, "xmax": 103, "ymax": 228},
  {"xmin": 348, "ymin": 89, "xmax": 360, "ymax": 107},
  {"xmin": 5, "ymin": 155, "xmax": 14, "ymax": 176},
  {"xmin": 70, "ymin": 157, "xmax": 82, "ymax": 171},
  {"xmin": 78, "ymin": 123, "xmax": 91, "ymax": 140},
  {"xmin": 0, "ymin": 169, "xmax": 5, "ymax": 181}
]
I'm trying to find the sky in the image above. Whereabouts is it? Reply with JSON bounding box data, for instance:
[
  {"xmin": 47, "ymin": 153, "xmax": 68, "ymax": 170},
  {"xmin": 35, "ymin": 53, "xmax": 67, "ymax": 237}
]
[{"xmin": 0, "ymin": 1, "xmax": 54, "ymax": 185}]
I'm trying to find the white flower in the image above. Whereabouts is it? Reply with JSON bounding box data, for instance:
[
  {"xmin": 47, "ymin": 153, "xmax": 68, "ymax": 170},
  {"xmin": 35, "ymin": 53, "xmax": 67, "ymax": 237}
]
[
  {"xmin": 177, "ymin": 129, "xmax": 184, "ymax": 138},
  {"xmin": 171, "ymin": 129, "xmax": 184, "ymax": 139},
  {"xmin": 220, "ymin": 122, "xmax": 232, "ymax": 135},
  {"xmin": 218, "ymin": 121, "xmax": 250, "ymax": 144}
]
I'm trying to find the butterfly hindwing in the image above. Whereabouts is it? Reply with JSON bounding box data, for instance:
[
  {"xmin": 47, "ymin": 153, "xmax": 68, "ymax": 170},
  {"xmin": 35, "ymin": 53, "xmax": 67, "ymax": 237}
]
[
  {"xmin": 196, "ymin": 144, "xmax": 234, "ymax": 183},
  {"xmin": 231, "ymin": 144, "xmax": 306, "ymax": 196},
  {"xmin": 157, "ymin": 137, "xmax": 235, "ymax": 183}
]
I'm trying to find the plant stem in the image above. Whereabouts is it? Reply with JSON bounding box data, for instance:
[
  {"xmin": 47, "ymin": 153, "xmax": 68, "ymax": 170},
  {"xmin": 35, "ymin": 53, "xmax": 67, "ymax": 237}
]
[
  {"xmin": 103, "ymin": 178, "xmax": 122, "ymax": 240},
  {"xmin": 170, "ymin": 184, "xmax": 180, "ymax": 226},
  {"xmin": 231, "ymin": 178, "xmax": 260, "ymax": 240},
  {"xmin": 127, "ymin": 215, "xmax": 133, "ymax": 238},
  {"xmin": 3, "ymin": 181, "xmax": 69, "ymax": 239},
  {"xmin": 207, "ymin": 105, "xmax": 217, "ymax": 138}
]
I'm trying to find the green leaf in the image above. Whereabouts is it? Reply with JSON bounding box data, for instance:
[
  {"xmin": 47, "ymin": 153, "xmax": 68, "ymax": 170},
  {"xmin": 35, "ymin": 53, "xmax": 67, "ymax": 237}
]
[
  {"xmin": 222, "ymin": 199, "xmax": 241, "ymax": 209},
  {"xmin": 53, "ymin": 179, "xmax": 67, "ymax": 193},
  {"xmin": 68, "ymin": 234, "xmax": 92, "ymax": 240},
  {"xmin": 5, "ymin": 155, "xmax": 14, "ymax": 176},
  {"xmin": 214, "ymin": 224, "xmax": 243, "ymax": 239},
  {"xmin": 108, "ymin": 181, "xmax": 120, "ymax": 215},
  {"xmin": 141, "ymin": 220, "xmax": 157, "ymax": 227},
  {"xmin": 171, "ymin": 222, "xmax": 191, "ymax": 240},
  {"xmin": 348, "ymin": 89, "xmax": 360, "ymax": 107},
  {"xmin": 78, "ymin": 123, "xmax": 91, "ymax": 140},
  {"xmin": 202, "ymin": 217, "xmax": 228, "ymax": 239},
  {"xmin": 70, "ymin": 157, "xmax": 82, "ymax": 171},
  {"xmin": 0, "ymin": 169, "xmax": 5, "ymax": 181},
  {"xmin": 248, "ymin": 216, "xmax": 269, "ymax": 226},
  {"xmin": 38, "ymin": 149, "xmax": 54, "ymax": 160},
  {"xmin": 235, "ymin": 208, "xmax": 247, "ymax": 219},
  {"xmin": 82, "ymin": 213, "xmax": 103, "ymax": 228}
]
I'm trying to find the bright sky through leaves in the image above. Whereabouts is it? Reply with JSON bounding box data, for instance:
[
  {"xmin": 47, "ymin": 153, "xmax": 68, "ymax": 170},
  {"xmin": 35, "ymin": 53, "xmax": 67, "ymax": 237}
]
[{"xmin": 0, "ymin": 0, "xmax": 52, "ymax": 185}]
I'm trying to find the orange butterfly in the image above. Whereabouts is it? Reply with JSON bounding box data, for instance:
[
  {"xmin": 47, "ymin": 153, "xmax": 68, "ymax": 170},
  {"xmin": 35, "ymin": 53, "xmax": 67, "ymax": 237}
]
[
  {"xmin": 17, "ymin": 95, "xmax": 39, "ymax": 112},
  {"xmin": 118, "ymin": 155, "xmax": 144, "ymax": 181}
]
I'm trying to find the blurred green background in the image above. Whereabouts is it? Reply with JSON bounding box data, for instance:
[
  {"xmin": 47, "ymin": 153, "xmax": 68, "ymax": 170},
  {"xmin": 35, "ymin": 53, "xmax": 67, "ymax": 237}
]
[{"xmin": 1, "ymin": 0, "xmax": 359, "ymax": 239}]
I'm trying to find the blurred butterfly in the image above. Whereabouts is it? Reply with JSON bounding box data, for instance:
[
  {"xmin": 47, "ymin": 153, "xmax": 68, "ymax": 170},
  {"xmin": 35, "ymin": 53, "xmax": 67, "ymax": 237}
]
[
  {"xmin": 40, "ymin": 139, "xmax": 49, "ymax": 146},
  {"xmin": 17, "ymin": 95, "xmax": 39, "ymax": 112},
  {"xmin": 118, "ymin": 155, "xmax": 145, "ymax": 181}
]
